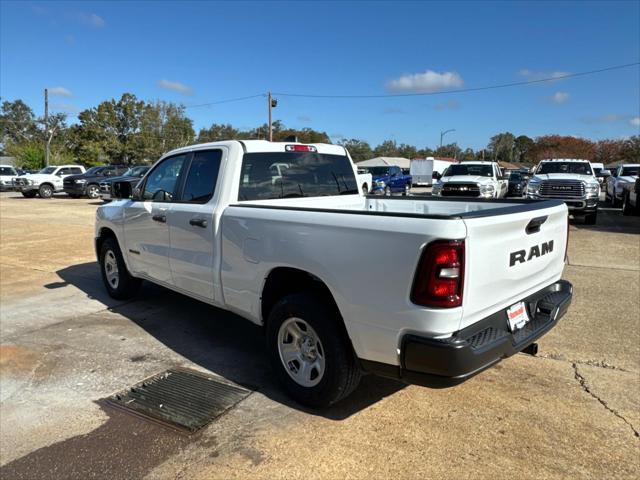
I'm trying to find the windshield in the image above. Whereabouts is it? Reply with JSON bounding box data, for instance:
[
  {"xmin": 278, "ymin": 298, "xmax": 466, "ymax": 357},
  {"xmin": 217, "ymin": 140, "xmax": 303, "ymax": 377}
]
[
  {"xmin": 593, "ymin": 168, "xmax": 602, "ymax": 175},
  {"xmin": 537, "ymin": 162, "xmax": 593, "ymax": 175},
  {"xmin": 38, "ymin": 167, "xmax": 57, "ymax": 174},
  {"xmin": 364, "ymin": 167, "xmax": 391, "ymax": 176},
  {"xmin": 85, "ymin": 166, "xmax": 104, "ymax": 175},
  {"xmin": 621, "ymin": 167, "xmax": 640, "ymax": 176},
  {"xmin": 443, "ymin": 164, "xmax": 493, "ymax": 177},
  {"xmin": 238, "ymin": 152, "xmax": 358, "ymax": 200},
  {"xmin": 123, "ymin": 166, "xmax": 149, "ymax": 177}
]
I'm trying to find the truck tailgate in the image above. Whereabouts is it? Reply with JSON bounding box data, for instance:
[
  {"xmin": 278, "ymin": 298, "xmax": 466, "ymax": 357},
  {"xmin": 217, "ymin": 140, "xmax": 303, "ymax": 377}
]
[{"xmin": 460, "ymin": 203, "xmax": 568, "ymax": 330}]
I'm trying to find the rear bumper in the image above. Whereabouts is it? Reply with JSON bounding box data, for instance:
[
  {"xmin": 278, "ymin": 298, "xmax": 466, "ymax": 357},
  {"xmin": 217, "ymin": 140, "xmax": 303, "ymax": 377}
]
[{"xmin": 361, "ymin": 279, "xmax": 573, "ymax": 387}]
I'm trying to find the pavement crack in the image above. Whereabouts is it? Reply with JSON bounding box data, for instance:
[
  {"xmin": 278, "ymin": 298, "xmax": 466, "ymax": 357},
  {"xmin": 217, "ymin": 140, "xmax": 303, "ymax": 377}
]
[
  {"xmin": 536, "ymin": 354, "xmax": 631, "ymax": 372},
  {"xmin": 572, "ymin": 363, "xmax": 639, "ymax": 439}
]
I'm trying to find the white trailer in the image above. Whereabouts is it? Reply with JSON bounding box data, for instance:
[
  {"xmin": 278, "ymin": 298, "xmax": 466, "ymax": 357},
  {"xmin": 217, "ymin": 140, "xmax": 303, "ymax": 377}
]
[{"xmin": 410, "ymin": 157, "xmax": 454, "ymax": 186}]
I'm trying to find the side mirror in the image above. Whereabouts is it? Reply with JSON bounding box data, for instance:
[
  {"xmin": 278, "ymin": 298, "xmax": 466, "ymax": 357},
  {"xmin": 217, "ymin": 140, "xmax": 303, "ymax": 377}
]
[{"xmin": 112, "ymin": 181, "xmax": 132, "ymax": 199}]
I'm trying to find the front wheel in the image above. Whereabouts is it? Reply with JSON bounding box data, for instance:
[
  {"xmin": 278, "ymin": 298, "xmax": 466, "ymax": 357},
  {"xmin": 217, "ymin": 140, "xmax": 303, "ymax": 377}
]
[
  {"xmin": 86, "ymin": 184, "xmax": 100, "ymax": 199},
  {"xmin": 38, "ymin": 184, "xmax": 53, "ymax": 199},
  {"xmin": 99, "ymin": 237, "xmax": 141, "ymax": 299},
  {"xmin": 266, "ymin": 293, "xmax": 362, "ymax": 408},
  {"xmin": 584, "ymin": 211, "xmax": 597, "ymax": 225}
]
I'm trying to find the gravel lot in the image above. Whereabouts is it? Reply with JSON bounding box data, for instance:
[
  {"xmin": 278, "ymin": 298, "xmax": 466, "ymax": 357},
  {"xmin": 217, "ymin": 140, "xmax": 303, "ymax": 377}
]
[{"xmin": 1, "ymin": 191, "xmax": 638, "ymax": 479}]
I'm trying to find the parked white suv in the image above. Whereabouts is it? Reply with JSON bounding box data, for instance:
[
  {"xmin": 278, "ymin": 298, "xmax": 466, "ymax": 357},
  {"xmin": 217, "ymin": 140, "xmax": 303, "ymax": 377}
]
[
  {"xmin": 605, "ymin": 164, "xmax": 640, "ymax": 207},
  {"xmin": 95, "ymin": 140, "xmax": 572, "ymax": 407},
  {"xmin": 12, "ymin": 164, "xmax": 85, "ymax": 198},
  {"xmin": 527, "ymin": 159, "xmax": 600, "ymax": 225},
  {"xmin": 432, "ymin": 161, "xmax": 508, "ymax": 198}
]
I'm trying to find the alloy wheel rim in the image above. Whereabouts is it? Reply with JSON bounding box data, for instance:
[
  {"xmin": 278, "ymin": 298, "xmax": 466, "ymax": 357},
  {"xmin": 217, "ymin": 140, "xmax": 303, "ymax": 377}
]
[
  {"xmin": 88, "ymin": 185, "xmax": 99, "ymax": 198},
  {"xmin": 104, "ymin": 250, "xmax": 119, "ymax": 289},
  {"xmin": 277, "ymin": 317, "xmax": 325, "ymax": 387}
]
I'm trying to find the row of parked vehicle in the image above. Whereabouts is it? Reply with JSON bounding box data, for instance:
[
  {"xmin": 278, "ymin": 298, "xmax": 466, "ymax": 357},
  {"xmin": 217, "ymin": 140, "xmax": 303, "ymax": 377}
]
[{"xmin": 3, "ymin": 163, "xmax": 149, "ymax": 200}]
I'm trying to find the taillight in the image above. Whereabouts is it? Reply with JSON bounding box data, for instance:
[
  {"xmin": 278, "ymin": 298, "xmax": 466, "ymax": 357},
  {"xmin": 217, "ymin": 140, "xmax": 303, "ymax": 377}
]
[
  {"xmin": 411, "ymin": 240, "xmax": 465, "ymax": 308},
  {"xmin": 285, "ymin": 144, "xmax": 317, "ymax": 152}
]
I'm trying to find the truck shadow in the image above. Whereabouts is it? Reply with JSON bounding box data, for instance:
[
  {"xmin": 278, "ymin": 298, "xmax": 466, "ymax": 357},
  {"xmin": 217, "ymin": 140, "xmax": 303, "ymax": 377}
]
[{"xmin": 56, "ymin": 262, "xmax": 406, "ymax": 421}]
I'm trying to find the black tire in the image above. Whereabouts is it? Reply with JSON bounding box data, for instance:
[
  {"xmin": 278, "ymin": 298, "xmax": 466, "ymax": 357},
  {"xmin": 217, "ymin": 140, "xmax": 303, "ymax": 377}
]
[
  {"xmin": 99, "ymin": 237, "xmax": 141, "ymax": 299},
  {"xmin": 622, "ymin": 193, "xmax": 636, "ymax": 216},
  {"xmin": 38, "ymin": 184, "xmax": 53, "ymax": 199},
  {"xmin": 266, "ymin": 293, "xmax": 362, "ymax": 408},
  {"xmin": 584, "ymin": 211, "xmax": 597, "ymax": 225},
  {"xmin": 86, "ymin": 184, "xmax": 100, "ymax": 199},
  {"xmin": 21, "ymin": 190, "xmax": 37, "ymax": 198}
]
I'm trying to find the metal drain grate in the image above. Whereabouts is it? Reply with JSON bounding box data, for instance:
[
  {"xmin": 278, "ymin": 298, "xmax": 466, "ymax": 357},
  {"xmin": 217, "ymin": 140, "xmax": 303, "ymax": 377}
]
[{"xmin": 106, "ymin": 367, "xmax": 251, "ymax": 432}]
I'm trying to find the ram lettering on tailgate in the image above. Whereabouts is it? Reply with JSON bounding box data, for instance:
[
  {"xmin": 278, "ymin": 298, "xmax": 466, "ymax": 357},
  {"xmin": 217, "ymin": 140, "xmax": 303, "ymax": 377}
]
[{"xmin": 509, "ymin": 241, "xmax": 554, "ymax": 266}]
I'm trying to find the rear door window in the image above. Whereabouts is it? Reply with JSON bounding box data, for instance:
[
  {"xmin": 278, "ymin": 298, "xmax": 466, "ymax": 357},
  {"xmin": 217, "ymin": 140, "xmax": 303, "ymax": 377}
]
[{"xmin": 179, "ymin": 150, "xmax": 222, "ymax": 204}]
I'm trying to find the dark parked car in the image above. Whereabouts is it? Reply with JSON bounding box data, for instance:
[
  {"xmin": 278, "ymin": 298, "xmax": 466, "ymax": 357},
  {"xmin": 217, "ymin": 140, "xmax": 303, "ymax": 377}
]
[
  {"xmin": 99, "ymin": 165, "xmax": 150, "ymax": 201},
  {"xmin": 507, "ymin": 171, "xmax": 527, "ymax": 197},
  {"xmin": 63, "ymin": 165, "xmax": 129, "ymax": 198}
]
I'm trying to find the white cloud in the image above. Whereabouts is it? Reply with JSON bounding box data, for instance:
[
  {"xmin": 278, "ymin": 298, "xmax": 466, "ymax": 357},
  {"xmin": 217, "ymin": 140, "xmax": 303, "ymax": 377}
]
[
  {"xmin": 158, "ymin": 79, "xmax": 194, "ymax": 96},
  {"xmin": 551, "ymin": 91, "xmax": 569, "ymax": 104},
  {"xmin": 77, "ymin": 13, "xmax": 105, "ymax": 28},
  {"xmin": 630, "ymin": 117, "xmax": 640, "ymax": 128},
  {"xmin": 518, "ymin": 69, "xmax": 570, "ymax": 82},
  {"xmin": 386, "ymin": 70, "xmax": 464, "ymax": 93},
  {"xmin": 48, "ymin": 86, "xmax": 72, "ymax": 97}
]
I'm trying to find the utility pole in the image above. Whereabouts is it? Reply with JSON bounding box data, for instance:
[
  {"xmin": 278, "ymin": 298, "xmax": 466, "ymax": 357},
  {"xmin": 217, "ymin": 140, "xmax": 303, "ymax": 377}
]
[
  {"xmin": 268, "ymin": 92, "xmax": 277, "ymax": 141},
  {"xmin": 44, "ymin": 88, "xmax": 49, "ymax": 167}
]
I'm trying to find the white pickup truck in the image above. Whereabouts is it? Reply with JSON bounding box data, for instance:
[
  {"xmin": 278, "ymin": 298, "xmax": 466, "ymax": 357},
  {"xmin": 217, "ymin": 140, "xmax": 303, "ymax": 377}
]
[
  {"xmin": 12, "ymin": 164, "xmax": 86, "ymax": 198},
  {"xmin": 96, "ymin": 140, "xmax": 573, "ymax": 407},
  {"xmin": 432, "ymin": 161, "xmax": 508, "ymax": 198}
]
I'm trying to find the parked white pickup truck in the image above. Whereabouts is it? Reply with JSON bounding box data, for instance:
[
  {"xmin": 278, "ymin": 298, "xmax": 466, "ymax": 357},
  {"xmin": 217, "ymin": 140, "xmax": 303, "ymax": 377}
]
[
  {"xmin": 13, "ymin": 164, "xmax": 86, "ymax": 198},
  {"xmin": 431, "ymin": 161, "xmax": 508, "ymax": 198},
  {"xmin": 95, "ymin": 140, "xmax": 573, "ymax": 407}
]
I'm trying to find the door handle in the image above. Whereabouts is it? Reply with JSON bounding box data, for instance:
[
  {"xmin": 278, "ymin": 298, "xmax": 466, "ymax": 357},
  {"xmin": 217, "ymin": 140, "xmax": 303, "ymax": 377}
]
[
  {"xmin": 189, "ymin": 218, "xmax": 208, "ymax": 228},
  {"xmin": 152, "ymin": 214, "xmax": 166, "ymax": 223}
]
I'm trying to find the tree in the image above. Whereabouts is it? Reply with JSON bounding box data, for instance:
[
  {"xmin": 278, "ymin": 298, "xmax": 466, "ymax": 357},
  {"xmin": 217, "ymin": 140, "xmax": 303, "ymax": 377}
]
[
  {"xmin": 397, "ymin": 143, "xmax": 418, "ymax": 159},
  {"xmin": 514, "ymin": 135, "xmax": 535, "ymax": 163},
  {"xmin": 373, "ymin": 139, "xmax": 399, "ymax": 157},
  {"xmin": 197, "ymin": 123, "xmax": 241, "ymax": 143},
  {"xmin": 338, "ymin": 138, "xmax": 373, "ymax": 161},
  {"xmin": 459, "ymin": 147, "xmax": 475, "ymax": 161},
  {"xmin": 488, "ymin": 132, "xmax": 516, "ymax": 162},
  {"xmin": 0, "ymin": 99, "xmax": 39, "ymax": 151},
  {"xmin": 134, "ymin": 101, "xmax": 194, "ymax": 161},
  {"xmin": 435, "ymin": 143, "xmax": 462, "ymax": 159},
  {"xmin": 532, "ymin": 135, "xmax": 595, "ymax": 161},
  {"xmin": 618, "ymin": 135, "xmax": 640, "ymax": 163}
]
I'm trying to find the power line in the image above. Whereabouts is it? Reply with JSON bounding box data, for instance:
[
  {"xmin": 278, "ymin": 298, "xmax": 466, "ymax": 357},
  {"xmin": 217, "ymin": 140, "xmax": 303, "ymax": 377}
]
[
  {"xmin": 272, "ymin": 62, "xmax": 640, "ymax": 99},
  {"xmin": 184, "ymin": 93, "xmax": 265, "ymax": 109}
]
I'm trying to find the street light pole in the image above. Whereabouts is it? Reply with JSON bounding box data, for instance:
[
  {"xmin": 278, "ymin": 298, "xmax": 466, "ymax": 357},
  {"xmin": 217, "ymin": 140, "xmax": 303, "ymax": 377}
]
[
  {"xmin": 268, "ymin": 92, "xmax": 277, "ymax": 142},
  {"xmin": 440, "ymin": 128, "xmax": 455, "ymax": 149},
  {"xmin": 44, "ymin": 88, "xmax": 49, "ymax": 167}
]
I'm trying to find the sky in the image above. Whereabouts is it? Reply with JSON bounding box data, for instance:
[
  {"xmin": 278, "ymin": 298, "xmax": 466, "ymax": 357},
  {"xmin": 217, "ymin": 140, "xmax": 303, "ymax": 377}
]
[{"xmin": 1, "ymin": 0, "xmax": 639, "ymax": 150}]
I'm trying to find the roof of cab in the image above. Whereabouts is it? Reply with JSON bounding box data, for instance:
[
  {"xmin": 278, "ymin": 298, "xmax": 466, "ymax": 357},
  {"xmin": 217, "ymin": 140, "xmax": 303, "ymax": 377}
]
[
  {"xmin": 162, "ymin": 140, "xmax": 347, "ymax": 159},
  {"xmin": 539, "ymin": 158, "xmax": 592, "ymax": 162}
]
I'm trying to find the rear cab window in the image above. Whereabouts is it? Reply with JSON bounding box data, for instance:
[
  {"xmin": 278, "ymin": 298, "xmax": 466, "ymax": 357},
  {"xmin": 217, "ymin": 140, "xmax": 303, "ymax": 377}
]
[{"xmin": 238, "ymin": 151, "xmax": 358, "ymax": 201}]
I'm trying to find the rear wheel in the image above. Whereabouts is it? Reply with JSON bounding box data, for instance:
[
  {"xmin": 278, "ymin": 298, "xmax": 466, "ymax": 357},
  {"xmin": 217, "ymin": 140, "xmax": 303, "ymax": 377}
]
[
  {"xmin": 99, "ymin": 237, "xmax": 141, "ymax": 299},
  {"xmin": 21, "ymin": 190, "xmax": 37, "ymax": 198},
  {"xmin": 38, "ymin": 184, "xmax": 53, "ymax": 199},
  {"xmin": 86, "ymin": 184, "xmax": 100, "ymax": 199},
  {"xmin": 622, "ymin": 193, "xmax": 636, "ymax": 216},
  {"xmin": 266, "ymin": 293, "xmax": 361, "ymax": 408}
]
